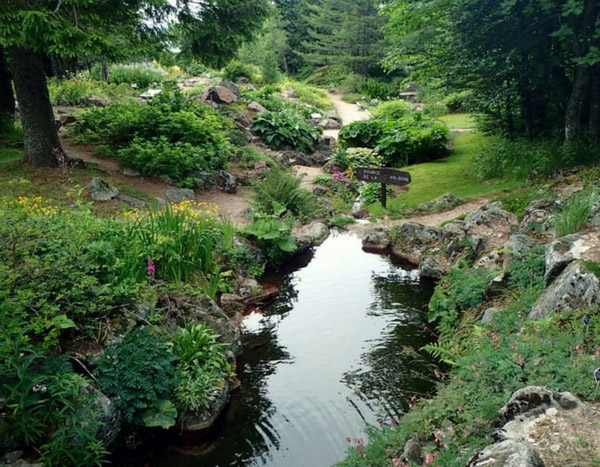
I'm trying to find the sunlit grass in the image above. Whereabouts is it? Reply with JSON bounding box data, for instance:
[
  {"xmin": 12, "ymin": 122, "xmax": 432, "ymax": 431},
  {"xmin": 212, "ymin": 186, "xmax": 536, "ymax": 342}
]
[
  {"xmin": 368, "ymin": 131, "xmax": 523, "ymax": 215},
  {"xmin": 438, "ymin": 113, "xmax": 476, "ymax": 130}
]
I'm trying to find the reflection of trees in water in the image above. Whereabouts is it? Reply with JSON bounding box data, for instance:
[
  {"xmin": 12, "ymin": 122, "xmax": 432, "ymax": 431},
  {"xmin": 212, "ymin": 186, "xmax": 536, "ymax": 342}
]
[
  {"xmin": 195, "ymin": 324, "xmax": 292, "ymax": 467},
  {"xmin": 341, "ymin": 268, "xmax": 437, "ymax": 421}
]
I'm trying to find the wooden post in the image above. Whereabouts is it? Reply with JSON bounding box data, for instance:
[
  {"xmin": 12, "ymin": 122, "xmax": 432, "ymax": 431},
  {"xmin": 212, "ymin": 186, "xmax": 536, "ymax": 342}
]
[{"xmin": 381, "ymin": 182, "xmax": 387, "ymax": 208}]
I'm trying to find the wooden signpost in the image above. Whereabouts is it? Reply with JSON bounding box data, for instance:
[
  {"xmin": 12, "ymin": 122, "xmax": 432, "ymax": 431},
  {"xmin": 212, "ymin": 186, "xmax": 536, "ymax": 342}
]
[{"xmin": 355, "ymin": 167, "xmax": 412, "ymax": 208}]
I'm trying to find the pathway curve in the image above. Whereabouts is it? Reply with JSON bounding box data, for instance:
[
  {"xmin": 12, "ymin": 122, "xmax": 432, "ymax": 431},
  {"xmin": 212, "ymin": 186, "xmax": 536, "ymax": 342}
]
[{"xmin": 324, "ymin": 92, "xmax": 371, "ymax": 139}]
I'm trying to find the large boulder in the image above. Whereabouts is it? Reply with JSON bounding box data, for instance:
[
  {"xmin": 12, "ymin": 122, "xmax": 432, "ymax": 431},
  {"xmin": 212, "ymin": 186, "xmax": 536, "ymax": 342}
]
[
  {"xmin": 529, "ymin": 261, "xmax": 600, "ymax": 320},
  {"xmin": 85, "ymin": 177, "xmax": 119, "ymax": 201},
  {"xmin": 544, "ymin": 234, "xmax": 589, "ymax": 283},
  {"xmin": 81, "ymin": 384, "xmax": 122, "ymax": 446},
  {"xmin": 178, "ymin": 380, "xmax": 230, "ymax": 432},
  {"xmin": 85, "ymin": 95, "xmax": 109, "ymax": 107},
  {"xmin": 247, "ymin": 101, "xmax": 267, "ymax": 113},
  {"xmin": 218, "ymin": 80, "xmax": 240, "ymax": 98},
  {"xmin": 399, "ymin": 222, "xmax": 441, "ymax": 244},
  {"xmin": 201, "ymin": 86, "xmax": 238, "ymax": 105}
]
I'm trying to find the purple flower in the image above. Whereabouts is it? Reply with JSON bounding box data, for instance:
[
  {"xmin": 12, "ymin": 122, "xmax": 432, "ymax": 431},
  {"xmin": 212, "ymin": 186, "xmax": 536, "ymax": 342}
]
[{"xmin": 147, "ymin": 258, "xmax": 155, "ymax": 277}]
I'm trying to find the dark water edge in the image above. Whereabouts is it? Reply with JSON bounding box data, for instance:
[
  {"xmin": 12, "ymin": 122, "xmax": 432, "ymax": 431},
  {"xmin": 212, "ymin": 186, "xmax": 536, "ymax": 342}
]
[{"xmin": 113, "ymin": 231, "xmax": 436, "ymax": 467}]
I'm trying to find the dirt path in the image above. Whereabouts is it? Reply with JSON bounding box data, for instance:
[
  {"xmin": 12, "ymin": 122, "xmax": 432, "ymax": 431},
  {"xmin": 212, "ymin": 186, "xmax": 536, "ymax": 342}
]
[
  {"xmin": 60, "ymin": 134, "xmax": 252, "ymax": 224},
  {"xmin": 324, "ymin": 92, "xmax": 371, "ymax": 139}
]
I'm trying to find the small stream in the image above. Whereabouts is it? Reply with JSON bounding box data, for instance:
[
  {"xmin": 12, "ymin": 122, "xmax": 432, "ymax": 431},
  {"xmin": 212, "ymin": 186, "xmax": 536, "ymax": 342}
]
[{"xmin": 134, "ymin": 232, "xmax": 435, "ymax": 466}]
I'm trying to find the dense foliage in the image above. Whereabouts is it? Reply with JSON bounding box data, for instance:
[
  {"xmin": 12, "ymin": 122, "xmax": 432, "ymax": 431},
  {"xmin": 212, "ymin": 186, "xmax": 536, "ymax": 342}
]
[
  {"xmin": 71, "ymin": 93, "xmax": 234, "ymax": 186},
  {"xmin": 339, "ymin": 113, "xmax": 450, "ymax": 166},
  {"xmin": 252, "ymin": 110, "xmax": 322, "ymax": 152}
]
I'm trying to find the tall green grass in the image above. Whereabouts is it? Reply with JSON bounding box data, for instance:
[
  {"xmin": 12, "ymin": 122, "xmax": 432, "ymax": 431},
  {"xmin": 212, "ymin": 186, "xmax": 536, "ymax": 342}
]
[{"xmin": 554, "ymin": 189, "xmax": 599, "ymax": 237}]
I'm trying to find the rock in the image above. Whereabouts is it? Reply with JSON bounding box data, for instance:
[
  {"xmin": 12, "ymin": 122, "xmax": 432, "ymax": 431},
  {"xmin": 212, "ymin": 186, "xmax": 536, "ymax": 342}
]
[
  {"xmin": 442, "ymin": 220, "xmax": 466, "ymax": 242},
  {"xmin": 419, "ymin": 256, "xmax": 445, "ymax": 279},
  {"xmin": 218, "ymin": 80, "xmax": 240, "ymax": 98},
  {"xmin": 220, "ymin": 293, "xmax": 244, "ymax": 317},
  {"xmin": 85, "ymin": 177, "xmax": 119, "ymax": 201},
  {"xmin": 400, "ymin": 439, "xmax": 422, "ymax": 465},
  {"xmin": 139, "ymin": 89, "xmax": 162, "ymax": 99},
  {"xmin": 313, "ymin": 187, "xmax": 328, "ymax": 196},
  {"xmin": 178, "ymin": 380, "xmax": 230, "ymax": 432},
  {"xmin": 500, "ymin": 386, "xmax": 580, "ymax": 422},
  {"xmin": 293, "ymin": 148, "xmax": 332, "ymax": 167},
  {"xmin": 85, "ymin": 95, "xmax": 109, "ymax": 107},
  {"xmin": 544, "ymin": 234, "xmax": 589, "ymax": 283},
  {"xmin": 418, "ymin": 193, "xmax": 459, "ymax": 211},
  {"xmin": 310, "ymin": 112, "xmax": 323, "ymax": 119},
  {"xmin": 81, "ymin": 383, "xmax": 122, "ymax": 446},
  {"xmin": 293, "ymin": 222, "xmax": 330, "ymax": 252},
  {"xmin": 519, "ymin": 199, "xmax": 560, "ymax": 234},
  {"xmin": 166, "ymin": 188, "xmax": 195, "ymax": 203},
  {"xmin": 238, "ymin": 278, "xmax": 262, "ymax": 299},
  {"xmin": 317, "ymin": 117, "xmax": 343, "ymax": 129},
  {"xmin": 485, "ymin": 272, "xmax": 509, "ymax": 298},
  {"xmin": 247, "ymin": 101, "xmax": 267, "ymax": 113},
  {"xmin": 159, "ymin": 174, "xmax": 174, "ymax": 185},
  {"xmin": 321, "ymin": 135, "xmax": 337, "ymax": 147},
  {"xmin": 1, "ymin": 451, "xmax": 24, "ymax": 465},
  {"xmin": 469, "ymin": 440, "xmax": 544, "ymax": 467},
  {"xmin": 59, "ymin": 113, "xmax": 77, "ymax": 125},
  {"xmin": 476, "ymin": 250, "xmax": 502, "ymax": 271},
  {"xmin": 0, "ymin": 417, "xmax": 18, "ymax": 454},
  {"xmin": 201, "ymin": 86, "xmax": 238, "ymax": 105},
  {"xmin": 352, "ymin": 208, "xmax": 370, "ymax": 220},
  {"xmin": 529, "ymin": 261, "xmax": 600, "ymax": 320},
  {"xmin": 116, "ymin": 193, "xmax": 147, "ymax": 208},
  {"xmin": 122, "ymin": 168, "xmax": 141, "ymax": 177},
  {"xmin": 244, "ymin": 284, "xmax": 280, "ymax": 306},
  {"xmin": 216, "ymin": 171, "xmax": 237, "ymax": 193},
  {"xmin": 362, "ymin": 227, "xmax": 391, "ymax": 253},
  {"xmin": 398, "ymin": 222, "xmax": 441, "ymax": 244},
  {"xmin": 190, "ymin": 171, "xmax": 214, "ymax": 190},
  {"xmin": 481, "ymin": 307, "xmax": 500, "ymax": 324},
  {"xmin": 467, "ymin": 232, "xmax": 487, "ymax": 257},
  {"xmin": 464, "ymin": 203, "xmax": 514, "ymax": 230},
  {"xmin": 506, "ymin": 234, "xmax": 540, "ymax": 255},
  {"xmin": 234, "ymin": 237, "xmax": 268, "ymax": 270},
  {"xmin": 369, "ymin": 98, "xmax": 380, "ymax": 107}
]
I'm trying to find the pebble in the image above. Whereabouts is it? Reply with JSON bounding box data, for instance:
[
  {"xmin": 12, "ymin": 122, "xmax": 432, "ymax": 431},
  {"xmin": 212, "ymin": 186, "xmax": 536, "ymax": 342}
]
[
  {"xmin": 546, "ymin": 407, "xmax": 558, "ymax": 416},
  {"xmin": 550, "ymin": 444, "xmax": 560, "ymax": 453}
]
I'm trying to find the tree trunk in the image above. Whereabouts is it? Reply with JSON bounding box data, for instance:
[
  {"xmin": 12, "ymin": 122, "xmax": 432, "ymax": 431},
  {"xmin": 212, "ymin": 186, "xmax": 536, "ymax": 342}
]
[
  {"xmin": 0, "ymin": 45, "xmax": 15, "ymax": 131},
  {"xmin": 565, "ymin": 65, "xmax": 590, "ymax": 141},
  {"xmin": 102, "ymin": 60, "xmax": 110, "ymax": 83},
  {"xmin": 9, "ymin": 46, "xmax": 62, "ymax": 167}
]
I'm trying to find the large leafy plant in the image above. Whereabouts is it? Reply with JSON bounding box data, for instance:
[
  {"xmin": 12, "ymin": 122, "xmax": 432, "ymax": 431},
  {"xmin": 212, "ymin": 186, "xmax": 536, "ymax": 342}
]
[{"xmin": 252, "ymin": 110, "xmax": 322, "ymax": 153}]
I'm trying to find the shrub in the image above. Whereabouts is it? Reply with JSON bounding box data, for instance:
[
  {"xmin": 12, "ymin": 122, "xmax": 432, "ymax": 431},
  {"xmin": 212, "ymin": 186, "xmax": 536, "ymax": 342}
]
[
  {"xmin": 223, "ymin": 60, "xmax": 255, "ymax": 82},
  {"xmin": 252, "ymin": 110, "xmax": 322, "ymax": 152},
  {"xmin": 373, "ymin": 100, "xmax": 412, "ymax": 120},
  {"xmin": 362, "ymin": 78, "xmax": 396, "ymax": 100},
  {"xmin": 442, "ymin": 90, "xmax": 475, "ymax": 113},
  {"xmin": 332, "ymin": 147, "xmax": 384, "ymax": 174},
  {"xmin": 71, "ymin": 93, "xmax": 234, "ymax": 185},
  {"xmin": 96, "ymin": 328, "xmax": 176, "ymax": 427},
  {"xmin": 0, "ymin": 198, "xmax": 143, "ymax": 349},
  {"xmin": 554, "ymin": 189, "xmax": 599, "ymax": 237},
  {"xmin": 339, "ymin": 113, "xmax": 450, "ymax": 166},
  {"xmin": 305, "ymin": 64, "xmax": 353, "ymax": 87},
  {"xmin": 286, "ymin": 81, "xmax": 332, "ymax": 110},
  {"xmin": 110, "ymin": 63, "xmax": 167, "ymax": 88},
  {"xmin": 252, "ymin": 168, "xmax": 320, "ymax": 219},
  {"xmin": 48, "ymin": 79, "xmax": 94, "ymax": 106},
  {"xmin": 259, "ymin": 53, "xmax": 282, "ymax": 85},
  {"xmin": 423, "ymin": 101, "xmax": 449, "ymax": 117},
  {"xmin": 173, "ymin": 323, "xmax": 231, "ymax": 412},
  {"xmin": 0, "ymin": 334, "xmax": 108, "ymax": 466}
]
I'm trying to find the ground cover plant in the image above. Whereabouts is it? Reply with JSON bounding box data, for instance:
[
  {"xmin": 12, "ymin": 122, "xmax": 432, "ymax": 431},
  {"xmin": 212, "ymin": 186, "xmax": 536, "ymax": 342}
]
[
  {"xmin": 47, "ymin": 78, "xmax": 137, "ymax": 106},
  {"xmin": 70, "ymin": 92, "xmax": 235, "ymax": 186}
]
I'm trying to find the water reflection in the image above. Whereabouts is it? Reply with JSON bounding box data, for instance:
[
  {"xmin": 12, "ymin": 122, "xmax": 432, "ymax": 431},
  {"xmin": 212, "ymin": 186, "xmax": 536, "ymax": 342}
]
[{"xmin": 138, "ymin": 232, "xmax": 435, "ymax": 467}]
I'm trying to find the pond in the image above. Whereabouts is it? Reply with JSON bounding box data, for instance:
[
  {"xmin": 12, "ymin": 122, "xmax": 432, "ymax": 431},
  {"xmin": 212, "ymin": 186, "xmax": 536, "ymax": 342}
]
[{"xmin": 128, "ymin": 231, "xmax": 435, "ymax": 466}]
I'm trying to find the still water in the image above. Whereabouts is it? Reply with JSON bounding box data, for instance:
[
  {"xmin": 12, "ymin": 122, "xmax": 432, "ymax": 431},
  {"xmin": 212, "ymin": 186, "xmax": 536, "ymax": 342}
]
[{"xmin": 148, "ymin": 232, "xmax": 435, "ymax": 466}]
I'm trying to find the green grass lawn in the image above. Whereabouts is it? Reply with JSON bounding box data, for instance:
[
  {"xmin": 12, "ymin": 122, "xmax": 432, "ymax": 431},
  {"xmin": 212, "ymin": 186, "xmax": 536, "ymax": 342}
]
[
  {"xmin": 369, "ymin": 130, "xmax": 524, "ymax": 216},
  {"xmin": 438, "ymin": 113, "xmax": 476, "ymax": 130}
]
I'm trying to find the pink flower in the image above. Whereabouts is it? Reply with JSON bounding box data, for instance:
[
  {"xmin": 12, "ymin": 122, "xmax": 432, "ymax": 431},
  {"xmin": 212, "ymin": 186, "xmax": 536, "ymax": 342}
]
[
  {"xmin": 425, "ymin": 452, "xmax": 438, "ymax": 465},
  {"xmin": 147, "ymin": 258, "xmax": 155, "ymax": 277}
]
